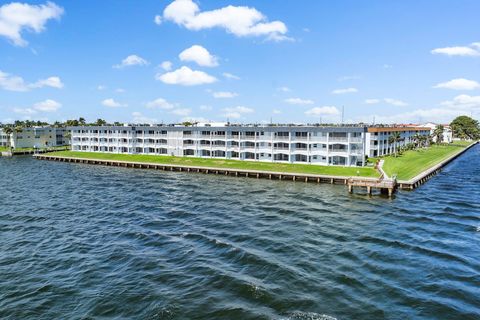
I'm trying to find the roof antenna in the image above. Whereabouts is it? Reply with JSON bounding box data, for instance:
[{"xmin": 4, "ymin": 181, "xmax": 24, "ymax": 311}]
[{"xmin": 341, "ymin": 105, "xmax": 345, "ymax": 124}]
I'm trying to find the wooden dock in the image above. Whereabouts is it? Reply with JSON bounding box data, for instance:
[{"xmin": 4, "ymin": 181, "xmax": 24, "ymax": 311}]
[{"xmin": 347, "ymin": 176, "xmax": 396, "ymax": 197}]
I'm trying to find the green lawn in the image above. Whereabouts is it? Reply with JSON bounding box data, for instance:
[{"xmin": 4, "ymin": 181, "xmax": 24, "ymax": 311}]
[
  {"xmin": 382, "ymin": 141, "xmax": 473, "ymax": 181},
  {"xmin": 0, "ymin": 146, "xmax": 9, "ymax": 152},
  {"xmin": 48, "ymin": 151, "xmax": 380, "ymax": 178}
]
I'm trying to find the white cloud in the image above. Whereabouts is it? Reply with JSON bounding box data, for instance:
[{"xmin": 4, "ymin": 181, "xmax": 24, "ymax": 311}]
[
  {"xmin": 116, "ymin": 88, "xmax": 125, "ymax": 93},
  {"xmin": 383, "ymin": 64, "xmax": 393, "ymax": 69},
  {"xmin": 146, "ymin": 98, "xmax": 175, "ymax": 110},
  {"xmin": 33, "ymin": 99, "xmax": 61, "ymax": 112},
  {"xmin": 13, "ymin": 107, "xmax": 36, "ymax": 115},
  {"xmin": 156, "ymin": 66, "xmax": 217, "ymax": 86},
  {"xmin": 154, "ymin": 15, "xmax": 162, "ymax": 25},
  {"xmin": 433, "ymin": 78, "xmax": 480, "ymax": 90},
  {"xmin": 162, "ymin": 0, "xmax": 288, "ymax": 41},
  {"xmin": 222, "ymin": 105, "xmax": 254, "ymax": 119},
  {"xmin": 171, "ymin": 108, "xmax": 192, "ymax": 116},
  {"xmin": 30, "ymin": 76, "xmax": 64, "ymax": 89},
  {"xmin": 113, "ymin": 54, "xmax": 149, "ymax": 69},
  {"xmin": 160, "ymin": 60, "xmax": 172, "ymax": 71},
  {"xmin": 284, "ymin": 97, "xmax": 314, "ymax": 105},
  {"xmin": 213, "ymin": 91, "xmax": 238, "ymax": 98},
  {"xmin": 305, "ymin": 106, "xmax": 340, "ymax": 116},
  {"xmin": 364, "ymin": 99, "xmax": 380, "ymax": 104},
  {"xmin": 272, "ymin": 109, "xmax": 282, "ymax": 114},
  {"xmin": 338, "ymin": 75, "xmax": 360, "ymax": 81},
  {"xmin": 97, "ymin": 85, "xmax": 106, "ymax": 90},
  {"xmin": 0, "ymin": 1, "xmax": 64, "ymax": 46},
  {"xmin": 0, "ymin": 70, "xmax": 63, "ymax": 91},
  {"xmin": 223, "ymin": 72, "xmax": 240, "ymax": 80},
  {"xmin": 277, "ymin": 86, "xmax": 291, "ymax": 92},
  {"xmin": 179, "ymin": 45, "xmax": 218, "ymax": 67},
  {"xmin": 431, "ymin": 43, "xmax": 480, "ymax": 57},
  {"xmin": 332, "ymin": 87, "xmax": 358, "ymax": 95},
  {"xmin": 199, "ymin": 105, "xmax": 212, "ymax": 111},
  {"xmin": 384, "ymin": 98, "xmax": 408, "ymax": 106},
  {"xmin": 440, "ymin": 94, "xmax": 480, "ymax": 110},
  {"xmin": 102, "ymin": 98, "xmax": 126, "ymax": 108},
  {"xmin": 132, "ymin": 112, "xmax": 157, "ymax": 124}
]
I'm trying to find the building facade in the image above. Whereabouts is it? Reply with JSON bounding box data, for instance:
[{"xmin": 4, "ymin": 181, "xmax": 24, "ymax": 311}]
[
  {"xmin": 421, "ymin": 122, "xmax": 453, "ymax": 143},
  {"xmin": 71, "ymin": 125, "xmax": 368, "ymax": 166},
  {"xmin": 0, "ymin": 127, "xmax": 69, "ymax": 149},
  {"xmin": 365, "ymin": 126, "xmax": 431, "ymax": 157}
]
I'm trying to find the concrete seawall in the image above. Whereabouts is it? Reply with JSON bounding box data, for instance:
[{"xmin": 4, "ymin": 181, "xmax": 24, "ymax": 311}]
[
  {"xmin": 33, "ymin": 154, "xmax": 367, "ymax": 186},
  {"xmin": 397, "ymin": 141, "xmax": 478, "ymax": 190}
]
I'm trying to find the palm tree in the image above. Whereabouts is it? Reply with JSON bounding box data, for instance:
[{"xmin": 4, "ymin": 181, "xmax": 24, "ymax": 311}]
[
  {"xmin": 388, "ymin": 132, "xmax": 402, "ymax": 157},
  {"xmin": 3, "ymin": 127, "xmax": 13, "ymax": 149},
  {"xmin": 412, "ymin": 133, "xmax": 421, "ymax": 149},
  {"xmin": 12, "ymin": 126, "xmax": 22, "ymax": 149},
  {"xmin": 433, "ymin": 125, "xmax": 444, "ymax": 143}
]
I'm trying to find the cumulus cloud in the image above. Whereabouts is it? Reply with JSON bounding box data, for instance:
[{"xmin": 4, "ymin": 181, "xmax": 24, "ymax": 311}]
[
  {"xmin": 440, "ymin": 94, "xmax": 480, "ymax": 110},
  {"xmin": 431, "ymin": 42, "xmax": 480, "ymax": 57},
  {"xmin": 179, "ymin": 45, "xmax": 218, "ymax": 67},
  {"xmin": 272, "ymin": 109, "xmax": 282, "ymax": 114},
  {"xmin": 213, "ymin": 91, "xmax": 238, "ymax": 98},
  {"xmin": 364, "ymin": 99, "xmax": 380, "ymax": 104},
  {"xmin": 132, "ymin": 112, "xmax": 157, "ymax": 124},
  {"xmin": 161, "ymin": 0, "xmax": 289, "ymax": 41},
  {"xmin": 305, "ymin": 106, "xmax": 340, "ymax": 116},
  {"xmin": 146, "ymin": 98, "xmax": 175, "ymax": 110},
  {"xmin": 222, "ymin": 106, "xmax": 254, "ymax": 119},
  {"xmin": 113, "ymin": 54, "xmax": 149, "ymax": 68},
  {"xmin": 13, "ymin": 107, "xmax": 36, "ymax": 115},
  {"xmin": 154, "ymin": 15, "xmax": 162, "ymax": 25},
  {"xmin": 160, "ymin": 60, "xmax": 173, "ymax": 71},
  {"xmin": 102, "ymin": 98, "xmax": 126, "ymax": 108},
  {"xmin": 33, "ymin": 99, "xmax": 61, "ymax": 112},
  {"xmin": 156, "ymin": 66, "xmax": 217, "ymax": 86},
  {"xmin": 384, "ymin": 98, "xmax": 408, "ymax": 106},
  {"xmin": 284, "ymin": 97, "xmax": 314, "ymax": 105},
  {"xmin": 433, "ymin": 78, "xmax": 480, "ymax": 90},
  {"xmin": 171, "ymin": 108, "xmax": 192, "ymax": 116},
  {"xmin": 331, "ymin": 87, "xmax": 358, "ymax": 95},
  {"xmin": 199, "ymin": 105, "xmax": 212, "ymax": 111},
  {"xmin": 277, "ymin": 86, "xmax": 291, "ymax": 92},
  {"xmin": 30, "ymin": 76, "xmax": 64, "ymax": 89},
  {"xmin": 0, "ymin": 70, "xmax": 63, "ymax": 91},
  {"xmin": 0, "ymin": 1, "xmax": 64, "ymax": 46},
  {"xmin": 223, "ymin": 72, "xmax": 240, "ymax": 80}
]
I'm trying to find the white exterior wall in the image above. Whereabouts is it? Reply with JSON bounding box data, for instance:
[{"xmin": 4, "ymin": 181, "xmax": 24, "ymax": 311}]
[
  {"xmin": 366, "ymin": 128, "xmax": 431, "ymax": 157},
  {"xmin": 0, "ymin": 127, "xmax": 68, "ymax": 149},
  {"xmin": 70, "ymin": 125, "xmax": 367, "ymax": 166}
]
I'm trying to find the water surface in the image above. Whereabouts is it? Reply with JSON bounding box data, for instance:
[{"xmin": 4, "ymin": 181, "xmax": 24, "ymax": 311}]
[{"xmin": 1, "ymin": 145, "xmax": 479, "ymax": 319}]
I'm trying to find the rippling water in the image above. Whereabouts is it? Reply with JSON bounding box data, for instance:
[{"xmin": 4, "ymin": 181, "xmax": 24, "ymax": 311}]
[{"xmin": 1, "ymin": 145, "xmax": 480, "ymax": 319}]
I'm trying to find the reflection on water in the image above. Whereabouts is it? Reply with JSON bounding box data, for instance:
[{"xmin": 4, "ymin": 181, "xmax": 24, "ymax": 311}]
[{"xmin": 0, "ymin": 145, "xmax": 479, "ymax": 319}]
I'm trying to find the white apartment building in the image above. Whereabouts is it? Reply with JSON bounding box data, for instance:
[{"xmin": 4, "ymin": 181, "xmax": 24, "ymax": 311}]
[
  {"xmin": 421, "ymin": 122, "xmax": 453, "ymax": 143},
  {"xmin": 71, "ymin": 125, "xmax": 368, "ymax": 166},
  {"xmin": 365, "ymin": 126, "xmax": 432, "ymax": 157},
  {"xmin": 0, "ymin": 127, "xmax": 69, "ymax": 149}
]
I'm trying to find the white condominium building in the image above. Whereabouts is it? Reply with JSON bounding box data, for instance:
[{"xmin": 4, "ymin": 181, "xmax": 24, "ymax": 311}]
[
  {"xmin": 365, "ymin": 126, "xmax": 432, "ymax": 157},
  {"xmin": 71, "ymin": 125, "xmax": 368, "ymax": 166},
  {"xmin": 0, "ymin": 127, "xmax": 69, "ymax": 149}
]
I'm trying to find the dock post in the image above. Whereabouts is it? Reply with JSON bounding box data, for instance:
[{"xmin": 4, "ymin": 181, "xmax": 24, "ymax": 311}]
[
  {"xmin": 348, "ymin": 185, "xmax": 353, "ymax": 193},
  {"xmin": 367, "ymin": 186, "xmax": 372, "ymax": 195},
  {"xmin": 330, "ymin": 178, "xmax": 334, "ymax": 184},
  {"xmin": 388, "ymin": 188, "xmax": 393, "ymax": 197}
]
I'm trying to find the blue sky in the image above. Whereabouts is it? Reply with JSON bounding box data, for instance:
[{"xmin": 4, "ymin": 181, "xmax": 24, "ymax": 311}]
[{"xmin": 1, "ymin": 0, "xmax": 480, "ymax": 125}]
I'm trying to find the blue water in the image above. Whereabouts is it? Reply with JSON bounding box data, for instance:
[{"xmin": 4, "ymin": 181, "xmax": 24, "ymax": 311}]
[{"xmin": 1, "ymin": 145, "xmax": 479, "ymax": 319}]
